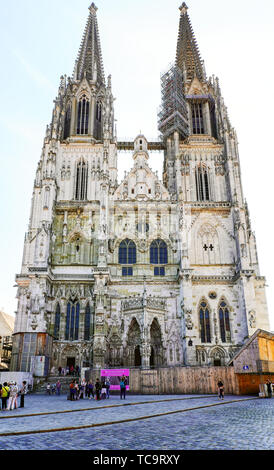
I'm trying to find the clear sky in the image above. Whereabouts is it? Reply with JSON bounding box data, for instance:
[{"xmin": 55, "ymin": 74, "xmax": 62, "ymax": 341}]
[{"xmin": 0, "ymin": 0, "xmax": 273, "ymax": 330}]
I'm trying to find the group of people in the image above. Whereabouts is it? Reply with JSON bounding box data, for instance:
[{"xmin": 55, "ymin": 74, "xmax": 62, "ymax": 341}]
[
  {"xmin": 58, "ymin": 365, "xmax": 81, "ymax": 377},
  {"xmin": 68, "ymin": 377, "xmax": 111, "ymax": 401},
  {"xmin": 46, "ymin": 380, "xmax": 62, "ymax": 395},
  {"xmin": 0, "ymin": 381, "xmax": 28, "ymax": 411},
  {"xmin": 68, "ymin": 375, "xmax": 128, "ymax": 401}
]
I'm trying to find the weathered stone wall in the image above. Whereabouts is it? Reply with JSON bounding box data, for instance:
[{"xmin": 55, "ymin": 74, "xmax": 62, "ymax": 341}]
[{"xmin": 86, "ymin": 366, "xmax": 239, "ymax": 395}]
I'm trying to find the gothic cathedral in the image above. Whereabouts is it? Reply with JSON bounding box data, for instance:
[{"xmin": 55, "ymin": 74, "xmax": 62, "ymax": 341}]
[{"xmin": 11, "ymin": 3, "xmax": 270, "ymax": 374}]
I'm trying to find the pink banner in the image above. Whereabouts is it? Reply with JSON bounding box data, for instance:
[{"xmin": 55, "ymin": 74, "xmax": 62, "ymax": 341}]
[{"xmin": 101, "ymin": 369, "xmax": 130, "ymax": 390}]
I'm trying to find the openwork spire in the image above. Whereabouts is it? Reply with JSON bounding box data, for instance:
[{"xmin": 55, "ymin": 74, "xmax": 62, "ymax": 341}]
[
  {"xmin": 73, "ymin": 3, "xmax": 105, "ymax": 84},
  {"xmin": 176, "ymin": 3, "xmax": 206, "ymax": 83}
]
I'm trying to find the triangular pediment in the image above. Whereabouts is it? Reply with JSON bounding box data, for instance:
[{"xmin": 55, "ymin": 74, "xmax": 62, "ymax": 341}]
[{"xmin": 114, "ymin": 161, "xmax": 170, "ymax": 202}]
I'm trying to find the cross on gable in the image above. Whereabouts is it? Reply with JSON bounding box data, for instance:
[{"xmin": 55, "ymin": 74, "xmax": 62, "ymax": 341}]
[{"xmin": 203, "ymin": 244, "xmax": 214, "ymax": 251}]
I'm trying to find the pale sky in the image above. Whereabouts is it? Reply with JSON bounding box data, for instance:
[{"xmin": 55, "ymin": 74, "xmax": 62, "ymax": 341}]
[{"xmin": 0, "ymin": 0, "xmax": 273, "ymax": 330}]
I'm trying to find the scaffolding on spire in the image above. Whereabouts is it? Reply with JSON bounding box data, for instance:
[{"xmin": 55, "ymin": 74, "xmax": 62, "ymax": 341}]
[{"xmin": 158, "ymin": 64, "xmax": 189, "ymax": 141}]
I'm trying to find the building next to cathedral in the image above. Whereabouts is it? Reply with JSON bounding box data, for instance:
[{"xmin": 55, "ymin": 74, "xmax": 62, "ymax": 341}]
[{"xmin": 11, "ymin": 3, "xmax": 270, "ymax": 376}]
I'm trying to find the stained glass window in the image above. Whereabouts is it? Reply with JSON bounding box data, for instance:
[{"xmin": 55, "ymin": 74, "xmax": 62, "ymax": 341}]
[
  {"xmin": 199, "ymin": 300, "xmax": 211, "ymax": 343},
  {"xmin": 119, "ymin": 239, "xmax": 136, "ymax": 265},
  {"xmin": 150, "ymin": 239, "xmax": 168, "ymax": 265},
  {"xmin": 219, "ymin": 300, "xmax": 231, "ymax": 343}
]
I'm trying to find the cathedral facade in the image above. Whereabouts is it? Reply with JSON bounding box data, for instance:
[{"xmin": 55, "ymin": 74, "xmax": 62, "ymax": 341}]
[{"xmin": 11, "ymin": 3, "xmax": 270, "ymax": 374}]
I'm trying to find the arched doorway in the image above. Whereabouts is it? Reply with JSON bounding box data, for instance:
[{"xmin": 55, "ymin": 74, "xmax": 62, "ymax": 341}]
[{"xmin": 134, "ymin": 345, "xmax": 141, "ymax": 367}]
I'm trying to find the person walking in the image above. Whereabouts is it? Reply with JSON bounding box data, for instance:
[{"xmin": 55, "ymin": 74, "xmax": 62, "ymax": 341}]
[
  {"xmin": 46, "ymin": 383, "xmax": 51, "ymax": 395},
  {"xmin": 95, "ymin": 378, "xmax": 101, "ymax": 401},
  {"xmin": 266, "ymin": 379, "xmax": 272, "ymax": 398},
  {"xmin": 56, "ymin": 380, "xmax": 61, "ymax": 396},
  {"xmin": 19, "ymin": 381, "xmax": 28, "ymax": 408},
  {"xmin": 120, "ymin": 375, "xmax": 127, "ymax": 400},
  {"xmin": 69, "ymin": 380, "xmax": 76, "ymax": 401},
  {"xmin": 106, "ymin": 377, "xmax": 111, "ymax": 399},
  {"xmin": 1, "ymin": 382, "xmax": 10, "ymax": 411},
  {"xmin": 7, "ymin": 382, "xmax": 19, "ymax": 411},
  {"xmin": 217, "ymin": 379, "xmax": 224, "ymax": 400},
  {"xmin": 87, "ymin": 380, "xmax": 94, "ymax": 399}
]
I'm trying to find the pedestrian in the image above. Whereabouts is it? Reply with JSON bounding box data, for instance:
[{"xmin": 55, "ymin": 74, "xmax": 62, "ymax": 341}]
[
  {"xmin": 87, "ymin": 380, "xmax": 94, "ymax": 399},
  {"xmin": 58, "ymin": 366, "xmax": 62, "ymax": 376},
  {"xmin": 69, "ymin": 380, "xmax": 75, "ymax": 400},
  {"xmin": 1, "ymin": 382, "xmax": 10, "ymax": 411},
  {"xmin": 56, "ymin": 380, "xmax": 61, "ymax": 396},
  {"xmin": 74, "ymin": 381, "xmax": 79, "ymax": 399},
  {"xmin": 20, "ymin": 381, "xmax": 28, "ymax": 408},
  {"xmin": 217, "ymin": 379, "xmax": 224, "ymax": 400},
  {"xmin": 51, "ymin": 383, "xmax": 56, "ymax": 395},
  {"xmin": 266, "ymin": 379, "xmax": 272, "ymax": 398},
  {"xmin": 46, "ymin": 383, "xmax": 51, "ymax": 395},
  {"xmin": 101, "ymin": 383, "xmax": 106, "ymax": 399},
  {"xmin": 120, "ymin": 375, "xmax": 127, "ymax": 400},
  {"xmin": 106, "ymin": 377, "xmax": 111, "ymax": 399},
  {"xmin": 95, "ymin": 378, "xmax": 101, "ymax": 401},
  {"xmin": 7, "ymin": 382, "xmax": 19, "ymax": 411}
]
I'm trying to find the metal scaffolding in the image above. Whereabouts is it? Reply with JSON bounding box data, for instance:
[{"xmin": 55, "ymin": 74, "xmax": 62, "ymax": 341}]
[{"xmin": 158, "ymin": 64, "xmax": 189, "ymax": 141}]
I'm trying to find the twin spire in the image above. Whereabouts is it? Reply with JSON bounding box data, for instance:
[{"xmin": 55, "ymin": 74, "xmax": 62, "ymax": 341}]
[
  {"xmin": 176, "ymin": 2, "xmax": 206, "ymax": 83},
  {"xmin": 73, "ymin": 3, "xmax": 105, "ymax": 84},
  {"xmin": 73, "ymin": 3, "xmax": 205, "ymax": 87}
]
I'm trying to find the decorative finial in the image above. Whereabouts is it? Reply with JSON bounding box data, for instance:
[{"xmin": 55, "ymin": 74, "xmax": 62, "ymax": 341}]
[
  {"xmin": 89, "ymin": 2, "xmax": 98, "ymax": 14},
  {"xmin": 179, "ymin": 2, "xmax": 188, "ymax": 15}
]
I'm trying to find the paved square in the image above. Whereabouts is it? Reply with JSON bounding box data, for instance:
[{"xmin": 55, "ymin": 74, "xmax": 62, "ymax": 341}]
[{"xmin": 0, "ymin": 394, "xmax": 273, "ymax": 450}]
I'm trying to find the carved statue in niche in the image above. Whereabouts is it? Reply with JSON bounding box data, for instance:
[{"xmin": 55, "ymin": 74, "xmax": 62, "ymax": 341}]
[{"xmin": 248, "ymin": 310, "xmax": 256, "ymax": 328}]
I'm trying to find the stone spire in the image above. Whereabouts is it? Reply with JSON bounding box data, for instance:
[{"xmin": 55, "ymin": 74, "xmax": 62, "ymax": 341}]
[
  {"xmin": 176, "ymin": 3, "xmax": 206, "ymax": 83},
  {"xmin": 73, "ymin": 3, "xmax": 105, "ymax": 84}
]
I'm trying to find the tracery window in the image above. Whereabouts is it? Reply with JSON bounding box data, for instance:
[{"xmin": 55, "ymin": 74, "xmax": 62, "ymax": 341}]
[
  {"xmin": 219, "ymin": 300, "xmax": 231, "ymax": 343},
  {"xmin": 191, "ymin": 102, "xmax": 205, "ymax": 134},
  {"xmin": 199, "ymin": 300, "xmax": 211, "ymax": 343},
  {"xmin": 77, "ymin": 95, "xmax": 89, "ymax": 135},
  {"xmin": 65, "ymin": 301, "xmax": 80, "ymax": 341},
  {"xmin": 53, "ymin": 303, "xmax": 61, "ymax": 340},
  {"xmin": 119, "ymin": 239, "xmax": 136, "ymax": 265},
  {"xmin": 75, "ymin": 159, "xmax": 88, "ymax": 200},
  {"xmin": 84, "ymin": 303, "xmax": 94, "ymax": 341},
  {"xmin": 150, "ymin": 239, "xmax": 167, "ymax": 275},
  {"xmin": 195, "ymin": 164, "xmax": 210, "ymax": 201}
]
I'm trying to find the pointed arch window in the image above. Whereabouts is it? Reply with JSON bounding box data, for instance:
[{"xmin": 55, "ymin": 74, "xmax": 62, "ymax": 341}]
[
  {"xmin": 77, "ymin": 95, "xmax": 89, "ymax": 135},
  {"xmin": 119, "ymin": 239, "xmax": 136, "ymax": 265},
  {"xmin": 195, "ymin": 164, "xmax": 210, "ymax": 201},
  {"xmin": 150, "ymin": 239, "xmax": 167, "ymax": 275},
  {"xmin": 191, "ymin": 102, "xmax": 205, "ymax": 134},
  {"xmin": 199, "ymin": 300, "xmax": 211, "ymax": 343},
  {"xmin": 219, "ymin": 300, "xmax": 231, "ymax": 343},
  {"xmin": 53, "ymin": 303, "xmax": 61, "ymax": 340},
  {"xmin": 84, "ymin": 303, "xmax": 94, "ymax": 341},
  {"xmin": 75, "ymin": 159, "xmax": 88, "ymax": 200},
  {"xmin": 65, "ymin": 301, "xmax": 80, "ymax": 341}
]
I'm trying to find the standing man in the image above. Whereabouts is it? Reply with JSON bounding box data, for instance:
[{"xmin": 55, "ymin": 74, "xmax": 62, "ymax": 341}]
[
  {"xmin": 266, "ymin": 379, "xmax": 272, "ymax": 398},
  {"xmin": 120, "ymin": 375, "xmax": 127, "ymax": 400},
  {"xmin": 1, "ymin": 382, "xmax": 10, "ymax": 411},
  {"xmin": 217, "ymin": 379, "xmax": 224, "ymax": 400},
  {"xmin": 20, "ymin": 381, "xmax": 28, "ymax": 408},
  {"xmin": 106, "ymin": 377, "xmax": 111, "ymax": 399},
  {"xmin": 95, "ymin": 378, "xmax": 101, "ymax": 401}
]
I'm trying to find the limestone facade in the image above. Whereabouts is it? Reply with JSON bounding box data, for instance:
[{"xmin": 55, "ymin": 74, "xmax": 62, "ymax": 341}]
[{"xmin": 11, "ymin": 3, "xmax": 270, "ymax": 374}]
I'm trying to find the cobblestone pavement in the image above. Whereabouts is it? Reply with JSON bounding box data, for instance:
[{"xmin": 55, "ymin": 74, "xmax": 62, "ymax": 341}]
[{"xmin": 0, "ymin": 394, "xmax": 273, "ymax": 450}]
